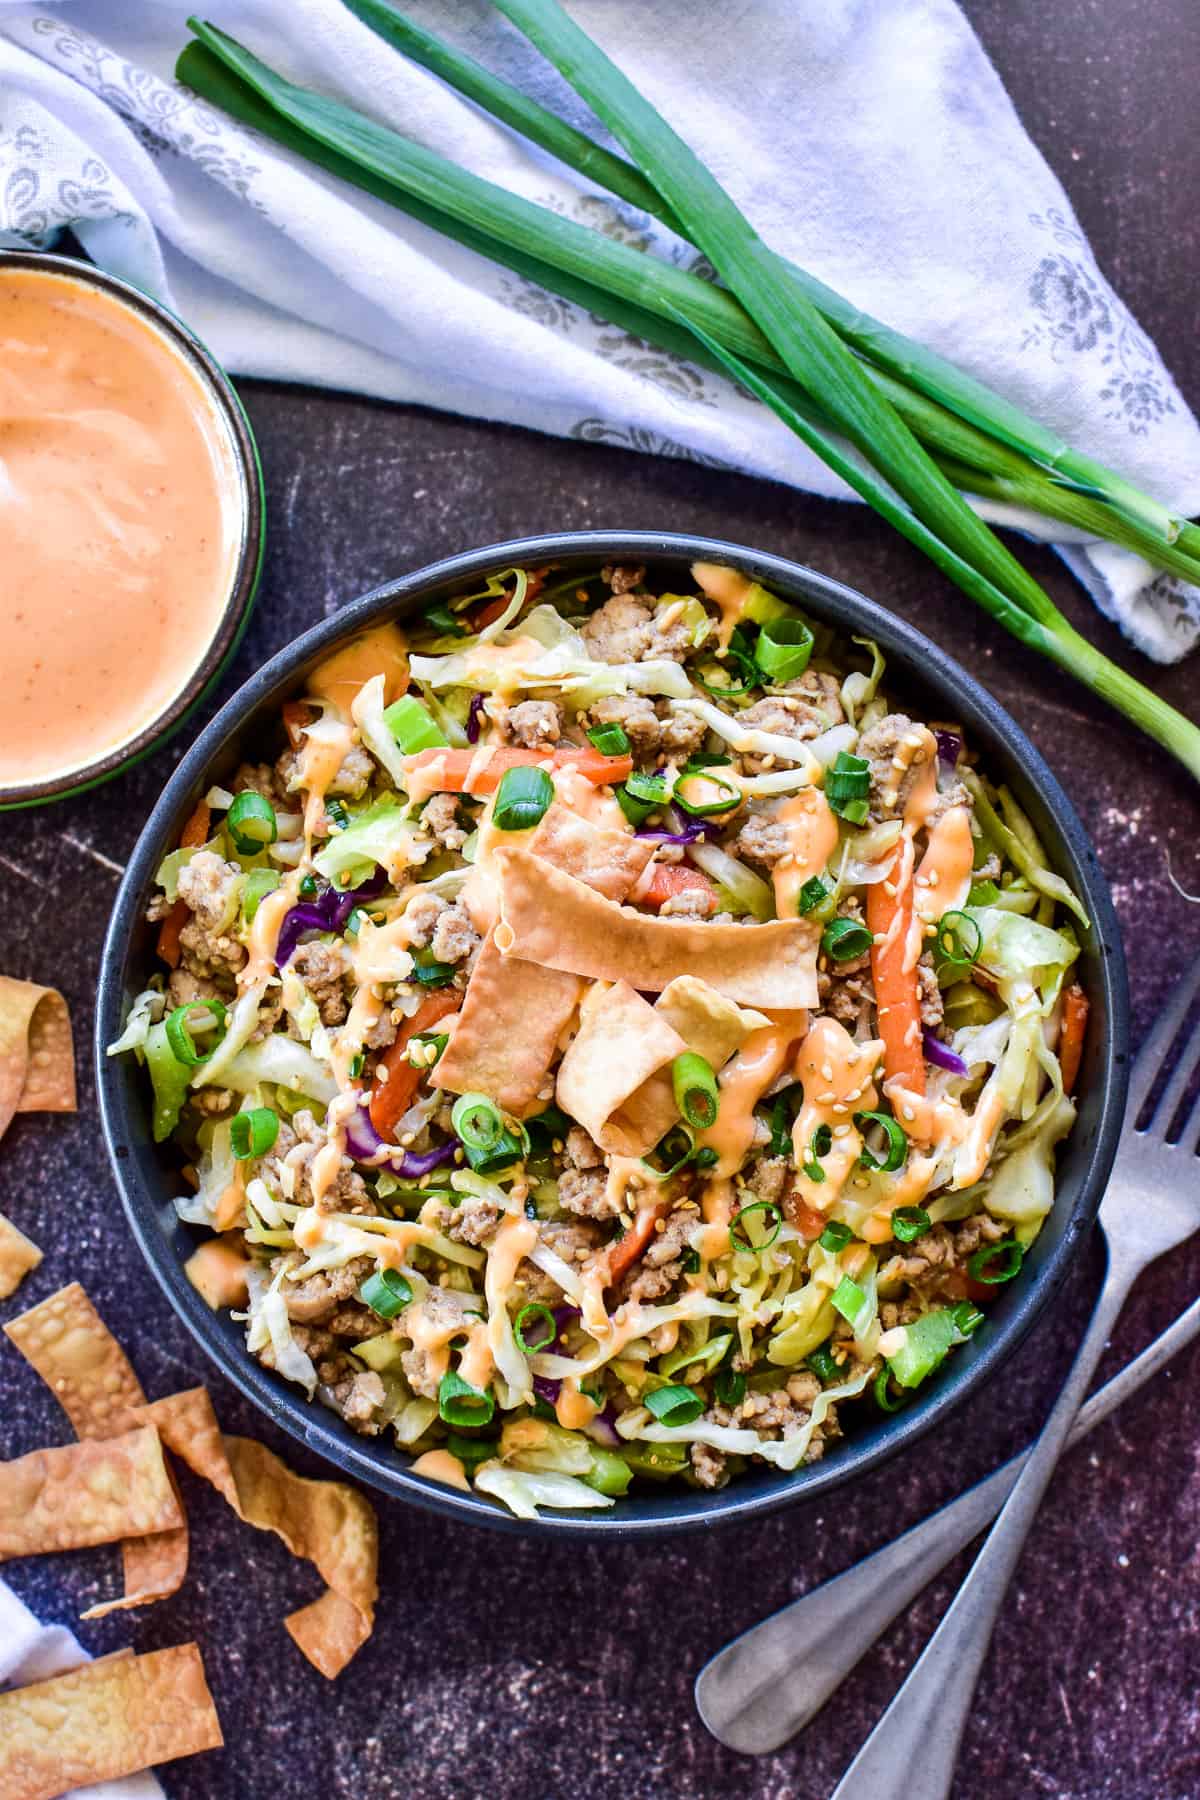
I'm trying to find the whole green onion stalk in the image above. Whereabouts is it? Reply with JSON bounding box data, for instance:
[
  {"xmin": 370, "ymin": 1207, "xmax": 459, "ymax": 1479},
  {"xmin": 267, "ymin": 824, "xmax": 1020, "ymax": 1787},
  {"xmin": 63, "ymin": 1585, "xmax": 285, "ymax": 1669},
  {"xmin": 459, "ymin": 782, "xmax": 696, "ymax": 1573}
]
[{"xmin": 178, "ymin": 16, "xmax": 1200, "ymax": 782}]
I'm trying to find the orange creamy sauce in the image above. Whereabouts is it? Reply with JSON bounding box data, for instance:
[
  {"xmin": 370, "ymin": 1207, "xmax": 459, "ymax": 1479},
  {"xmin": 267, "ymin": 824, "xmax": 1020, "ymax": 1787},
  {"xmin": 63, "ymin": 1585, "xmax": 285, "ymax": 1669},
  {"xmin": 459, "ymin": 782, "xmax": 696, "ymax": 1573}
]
[{"xmin": 0, "ymin": 267, "xmax": 241, "ymax": 786}]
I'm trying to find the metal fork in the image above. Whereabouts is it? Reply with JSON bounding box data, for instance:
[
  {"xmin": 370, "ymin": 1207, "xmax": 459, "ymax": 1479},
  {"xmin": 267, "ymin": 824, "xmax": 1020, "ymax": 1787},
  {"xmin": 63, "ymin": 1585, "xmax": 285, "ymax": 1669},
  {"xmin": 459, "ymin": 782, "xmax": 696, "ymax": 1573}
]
[{"xmin": 696, "ymin": 959, "xmax": 1200, "ymax": 1786}]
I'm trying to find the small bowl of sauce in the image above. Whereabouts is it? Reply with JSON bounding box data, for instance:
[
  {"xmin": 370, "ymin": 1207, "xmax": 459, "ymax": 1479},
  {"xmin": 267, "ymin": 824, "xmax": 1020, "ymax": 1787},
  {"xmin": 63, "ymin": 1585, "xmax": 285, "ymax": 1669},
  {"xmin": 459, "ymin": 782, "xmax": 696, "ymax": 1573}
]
[{"xmin": 0, "ymin": 252, "xmax": 264, "ymax": 807}]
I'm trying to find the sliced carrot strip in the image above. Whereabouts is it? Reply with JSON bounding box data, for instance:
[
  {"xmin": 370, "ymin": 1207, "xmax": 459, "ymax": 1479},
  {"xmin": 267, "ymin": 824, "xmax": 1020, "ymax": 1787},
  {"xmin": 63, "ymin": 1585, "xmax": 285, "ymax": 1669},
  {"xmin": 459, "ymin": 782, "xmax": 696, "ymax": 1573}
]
[
  {"xmin": 606, "ymin": 1196, "xmax": 671, "ymax": 1287},
  {"xmin": 1058, "ymin": 983, "xmax": 1090, "ymax": 1096},
  {"xmin": 369, "ymin": 990, "xmax": 462, "ymax": 1143},
  {"xmin": 639, "ymin": 864, "xmax": 717, "ymax": 912},
  {"xmin": 866, "ymin": 838, "xmax": 926, "ymax": 1095},
  {"xmin": 404, "ymin": 744, "xmax": 632, "ymax": 797},
  {"xmin": 155, "ymin": 799, "xmax": 212, "ymax": 971}
]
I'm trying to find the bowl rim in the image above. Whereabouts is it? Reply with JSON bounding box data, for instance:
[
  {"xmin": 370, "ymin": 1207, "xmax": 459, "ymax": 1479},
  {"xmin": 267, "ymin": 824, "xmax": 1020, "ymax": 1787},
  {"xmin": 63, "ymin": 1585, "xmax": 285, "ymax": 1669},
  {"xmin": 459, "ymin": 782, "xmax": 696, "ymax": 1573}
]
[
  {"xmin": 0, "ymin": 249, "xmax": 265, "ymax": 810},
  {"xmin": 96, "ymin": 529, "xmax": 1128, "ymax": 1537}
]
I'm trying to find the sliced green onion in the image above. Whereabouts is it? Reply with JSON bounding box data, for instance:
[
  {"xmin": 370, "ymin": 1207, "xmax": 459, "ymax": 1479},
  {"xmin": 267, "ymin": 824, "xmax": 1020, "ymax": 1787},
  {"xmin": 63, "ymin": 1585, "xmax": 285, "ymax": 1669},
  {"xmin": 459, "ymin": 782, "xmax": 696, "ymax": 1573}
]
[
  {"xmin": 806, "ymin": 1344, "xmax": 841, "ymax": 1384},
  {"xmin": 754, "ymin": 615, "xmax": 814, "ymax": 682},
  {"xmin": 874, "ymin": 1367, "xmax": 907, "ymax": 1412},
  {"xmin": 967, "ymin": 879, "xmax": 1000, "ymax": 907},
  {"xmin": 825, "ymin": 750, "xmax": 870, "ymax": 807},
  {"xmin": 967, "ymin": 1239, "xmax": 1025, "ymax": 1284},
  {"xmin": 383, "ymin": 694, "xmax": 448, "ymax": 753},
  {"xmin": 298, "ymin": 872, "xmax": 318, "ymax": 898},
  {"xmin": 326, "ymin": 799, "xmax": 351, "ymax": 830},
  {"xmin": 798, "ymin": 876, "xmax": 829, "ymax": 916},
  {"xmin": 713, "ymin": 1365, "xmax": 746, "ymax": 1407},
  {"xmin": 729, "ymin": 1200, "xmax": 782, "ymax": 1254},
  {"xmin": 514, "ymin": 1301, "xmax": 557, "ymax": 1354},
  {"xmin": 821, "ymin": 916, "xmax": 872, "ymax": 961},
  {"xmin": 242, "ymin": 868, "xmax": 281, "ymax": 923},
  {"xmin": 950, "ymin": 1300, "xmax": 986, "ymax": 1336},
  {"xmin": 445, "ymin": 1432, "xmax": 498, "ymax": 1469},
  {"xmin": 934, "ymin": 909, "xmax": 982, "ymax": 974},
  {"xmin": 691, "ymin": 1145, "xmax": 718, "ymax": 1170},
  {"xmin": 685, "ymin": 751, "xmax": 734, "ymax": 771},
  {"xmin": 856, "ymin": 1110, "xmax": 908, "ymax": 1173},
  {"xmin": 768, "ymin": 1083, "xmax": 800, "ymax": 1158},
  {"xmin": 680, "ymin": 1247, "xmax": 700, "ymax": 1274},
  {"xmin": 615, "ymin": 783, "xmax": 655, "ymax": 827},
  {"xmin": 695, "ymin": 656, "xmax": 760, "ymax": 700},
  {"xmin": 344, "ymin": 906, "xmax": 368, "ymax": 938},
  {"xmin": 438, "ymin": 1369, "xmax": 494, "ymax": 1427},
  {"xmin": 451, "ymin": 1092, "xmax": 504, "ymax": 1153},
  {"xmin": 644, "ymin": 1383, "xmax": 705, "ymax": 1427},
  {"xmin": 465, "ymin": 1126, "xmax": 526, "ymax": 1176},
  {"xmin": 493, "ymin": 764, "xmax": 554, "ymax": 831},
  {"xmin": 164, "ymin": 998, "xmax": 227, "ymax": 1067},
  {"xmin": 672, "ymin": 1052, "xmax": 719, "ymax": 1130},
  {"xmin": 424, "ymin": 602, "xmax": 467, "ymax": 637},
  {"xmin": 229, "ymin": 1107, "xmax": 279, "ymax": 1160},
  {"xmin": 891, "ymin": 1206, "xmax": 931, "ymax": 1243},
  {"xmin": 818, "ymin": 1220, "xmax": 852, "ymax": 1253},
  {"xmin": 802, "ymin": 1122, "xmax": 832, "ymax": 1183},
  {"xmin": 227, "ymin": 789, "xmax": 277, "ymax": 854},
  {"xmin": 360, "ymin": 1267, "xmax": 413, "ymax": 1320},
  {"xmin": 831, "ymin": 1275, "xmax": 866, "ymax": 1326},
  {"xmin": 348, "ymin": 1053, "xmax": 365, "ymax": 1079},
  {"xmin": 407, "ymin": 1031, "xmax": 449, "ymax": 1069},
  {"xmin": 586, "ymin": 722, "xmax": 630, "ymax": 756},
  {"xmin": 623, "ymin": 770, "xmax": 671, "ymax": 807},
  {"xmin": 641, "ymin": 1123, "xmax": 695, "ymax": 1178},
  {"xmin": 673, "ymin": 770, "xmax": 741, "ymax": 817},
  {"xmin": 410, "ymin": 952, "xmax": 456, "ymax": 987}
]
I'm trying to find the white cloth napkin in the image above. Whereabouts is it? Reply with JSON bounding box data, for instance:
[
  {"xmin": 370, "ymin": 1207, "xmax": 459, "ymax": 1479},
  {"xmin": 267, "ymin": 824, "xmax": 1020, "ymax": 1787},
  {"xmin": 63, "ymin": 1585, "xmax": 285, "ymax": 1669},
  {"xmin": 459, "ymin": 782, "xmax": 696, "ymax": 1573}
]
[
  {"xmin": 2, "ymin": 0, "xmax": 1198, "ymax": 661},
  {"xmin": 0, "ymin": 1579, "xmax": 165, "ymax": 1799}
]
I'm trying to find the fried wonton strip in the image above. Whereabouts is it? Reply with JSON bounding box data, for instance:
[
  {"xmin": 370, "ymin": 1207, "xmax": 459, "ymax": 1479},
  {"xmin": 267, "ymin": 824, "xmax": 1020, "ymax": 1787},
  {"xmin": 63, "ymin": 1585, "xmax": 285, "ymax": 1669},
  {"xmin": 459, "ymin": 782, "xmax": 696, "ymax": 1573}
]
[
  {"xmin": 495, "ymin": 849, "xmax": 820, "ymax": 1008},
  {"xmin": 222, "ymin": 1435, "xmax": 378, "ymax": 1680},
  {"xmin": 0, "ymin": 1212, "xmax": 41, "ymax": 1299},
  {"xmin": 0, "ymin": 1428, "xmax": 181, "ymax": 1561},
  {"xmin": 556, "ymin": 982, "xmax": 687, "ymax": 1157},
  {"xmin": 620, "ymin": 976, "xmax": 773, "ymax": 1152},
  {"xmin": 5, "ymin": 1282, "xmax": 190, "ymax": 1615},
  {"xmin": 529, "ymin": 803, "xmax": 655, "ymax": 900},
  {"xmin": 0, "ymin": 976, "xmax": 75, "ymax": 1140},
  {"xmin": 0, "ymin": 1643, "xmax": 223, "ymax": 1800},
  {"xmin": 135, "ymin": 1387, "xmax": 241, "ymax": 1510},
  {"xmin": 435, "ymin": 929, "xmax": 582, "ymax": 1116}
]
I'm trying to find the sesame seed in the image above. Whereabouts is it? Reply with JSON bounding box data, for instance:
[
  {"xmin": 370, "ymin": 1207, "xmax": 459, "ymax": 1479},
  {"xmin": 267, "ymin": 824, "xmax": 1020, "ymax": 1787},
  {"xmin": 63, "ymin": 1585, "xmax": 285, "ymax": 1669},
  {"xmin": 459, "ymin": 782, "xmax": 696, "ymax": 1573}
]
[
  {"xmin": 833, "ymin": 1123, "xmax": 851, "ymax": 1138},
  {"xmin": 821, "ymin": 1062, "xmax": 835, "ymax": 1081},
  {"xmin": 927, "ymin": 870, "xmax": 940, "ymax": 888},
  {"xmin": 817, "ymin": 1090, "xmax": 837, "ymax": 1104},
  {"xmin": 854, "ymin": 1177, "xmax": 870, "ymax": 1190},
  {"xmin": 902, "ymin": 1106, "xmax": 916, "ymax": 1122}
]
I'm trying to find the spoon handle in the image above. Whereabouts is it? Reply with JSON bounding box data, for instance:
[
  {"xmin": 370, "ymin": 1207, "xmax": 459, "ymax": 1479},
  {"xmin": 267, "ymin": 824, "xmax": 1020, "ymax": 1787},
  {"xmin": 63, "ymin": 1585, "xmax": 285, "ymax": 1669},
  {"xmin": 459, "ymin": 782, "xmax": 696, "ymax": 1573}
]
[{"xmin": 828, "ymin": 1267, "xmax": 1130, "ymax": 1800}]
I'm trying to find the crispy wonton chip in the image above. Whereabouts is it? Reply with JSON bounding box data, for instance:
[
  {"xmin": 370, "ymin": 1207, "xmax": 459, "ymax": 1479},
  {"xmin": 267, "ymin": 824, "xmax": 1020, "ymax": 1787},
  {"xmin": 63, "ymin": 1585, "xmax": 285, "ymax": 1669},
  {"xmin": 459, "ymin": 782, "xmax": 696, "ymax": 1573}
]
[
  {"xmin": 556, "ymin": 982, "xmax": 687, "ymax": 1157},
  {"xmin": 0, "ymin": 1643, "xmax": 222, "ymax": 1800},
  {"xmin": 0, "ymin": 1427, "xmax": 181, "ymax": 1561},
  {"xmin": 611, "ymin": 976, "xmax": 773, "ymax": 1152},
  {"xmin": 5, "ymin": 1281, "xmax": 190, "ymax": 1616},
  {"xmin": 0, "ymin": 975, "xmax": 75, "ymax": 1140},
  {"xmin": 435, "ymin": 929, "xmax": 582, "ymax": 1117},
  {"xmin": 529, "ymin": 803, "xmax": 655, "ymax": 900},
  {"xmin": 495, "ymin": 849, "xmax": 820, "ymax": 1009},
  {"xmin": 0, "ymin": 1211, "xmax": 41, "ymax": 1299}
]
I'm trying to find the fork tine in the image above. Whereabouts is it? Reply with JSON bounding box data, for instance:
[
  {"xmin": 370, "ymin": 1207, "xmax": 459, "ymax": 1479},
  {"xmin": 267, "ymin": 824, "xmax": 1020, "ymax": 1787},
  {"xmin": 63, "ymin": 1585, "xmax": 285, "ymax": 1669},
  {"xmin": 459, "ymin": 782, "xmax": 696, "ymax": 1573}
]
[
  {"xmin": 1145, "ymin": 1011, "xmax": 1200, "ymax": 1141},
  {"xmin": 1127, "ymin": 957, "xmax": 1200, "ymax": 1120}
]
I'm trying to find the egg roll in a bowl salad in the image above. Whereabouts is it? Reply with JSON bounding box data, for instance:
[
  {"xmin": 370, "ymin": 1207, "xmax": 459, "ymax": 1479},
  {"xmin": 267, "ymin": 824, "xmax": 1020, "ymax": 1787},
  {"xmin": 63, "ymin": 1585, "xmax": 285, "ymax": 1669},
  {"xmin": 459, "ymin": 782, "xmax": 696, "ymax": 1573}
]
[{"xmin": 112, "ymin": 561, "xmax": 1090, "ymax": 1518}]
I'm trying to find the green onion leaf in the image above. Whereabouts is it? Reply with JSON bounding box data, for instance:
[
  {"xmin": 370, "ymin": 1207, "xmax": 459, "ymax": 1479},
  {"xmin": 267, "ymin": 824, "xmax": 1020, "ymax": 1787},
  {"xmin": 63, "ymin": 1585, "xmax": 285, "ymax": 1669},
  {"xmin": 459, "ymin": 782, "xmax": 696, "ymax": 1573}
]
[
  {"xmin": 798, "ymin": 876, "xmax": 829, "ymax": 916},
  {"xmin": 824, "ymin": 752, "xmax": 871, "ymax": 822},
  {"xmin": 623, "ymin": 770, "xmax": 671, "ymax": 807},
  {"xmin": 348, "ymin": 1053, "xmax": 365, "ymax": 1079},
  {"xmin": 806, "ymin": 1344, "xmax": 841, "ymax": 1384},
  {"xmin": 445, "ymin": 1432, "xmax": 498, "ymax": 1469},
  {"xmin": 615, "ymin": 783, "xmax": 655, "ymax": 827},
  {"xmin": 409, "ymin": 952, "xmax": 456, "ymax": 987},
  {"xmin": 729, "ymin": 1200, "xmax": 782, "ymax": 1254},
  {"xmin": 891, "ymin": 1206, "xmax": 931, "ymax": 1243},
  {"xmin": 754, "ymin": 615, "xmax": 814, "ymax": 683},
  {"xmin": 950, "ymin": 1300, "xmax": 986, "ymax": 1336},
  {"xmin": 802, "ymin": 1123, "xmax": 832, "ymax": 1183},
  {"xmin": 855, "ymin": 1111, "xmax": 908, "ymax": 1173},
  {"xmin": 818, "ymin": 1220, "xmax": 852, "ymax": 1253},
  {"xmin": 821, "ymin": 916, "xmax": 872, "ymax": 962},
  {"xmin": 383, "ymin": 694, "xmax": 448, "ymax": 753},
  {"xmin": 874, "ymin": 1366, "xmax": 907, "ymax": 1412},
  {"xmin": 967, "ymin": 879, "xmax": 1000, "ymax": 907},
  {"xmin": 360, "ymin": 1268, "xmax": 413, "ymax": 1320},
  {"xmin": 887, "ymin": 1310, "xmax": 963, "ymax": 1388},
  {"xmin": 934, "ymin": 909, "xmax": 982, "ymax": 976},
  {"xmin": 298, "ymin": 873, "xmax": 318, "ymax": 899},
  {"xmin": 493, "ymin": 764, "xmax": 554, "ymax": 831},
  {"xmin": 424, "ymin": 602, "xmax": 468, "ymax": 638},
  {"xmin": 438, "ymin": 1369, "xmax": 495, "ymax": 1428},
  {"xmin": 164, "ymin": 998, "xmax": 227, "ymax": 1068},
  {"xmin": 514, "ymin": 1301, "xmax": 557, "ymax": 1354},
  {"xmin": 767, "ymin": 1083, "xmax": 801, "ymax": 1159},
  {"xmin": 713, "ymin": 1365, "xmax": 746, "ymax": 1407},
  {"xmin": 407, "ymin": 1031, "xmax": 449, "ymax": 1070},
  {"xmin": 586, "ymin": 722, "xmax": 630, "ymax": 756},
  {"xmin": 831, "ymin": 1275, "xmax": 867, "ymax": 1327},
  {"xmin": 226, "ymin": 790, "xmax": 277, "ymax": 855},
  {"xmin": 672, "ymin": 770, "xmax": 742, "ymax": 817},
  {"xmin": 691, "ymin": 1145, "xmax": 719, "ymax": 1170},
  {"xmin": 344, "ymin": 907, "xmax": 368, "ymax": 938},
  {"xmin": 672, "ymin": 1051, "xmax": 719, "ymax": 1130},
  {"xmin": 641, "ymin": 1123, "xmax": 695, "ymax": 1178},
  {"xmin": 242, "ymin": 868, "xmax": 281, "ymax": 923},
  {"xmin": 967, "ymin": 1239, "xmax": 1025, "ymax": 1284},
  {"xmin": 229, "ymin": 1107, "xmax": 279, "ymax": 1160},
  {"xmin": 325, "ymin": 799, "xmax": 351, "ymax": 830},
  {"xmin": 644, "ymin": 1383, "xmax": 705, "ymax": 1427}
]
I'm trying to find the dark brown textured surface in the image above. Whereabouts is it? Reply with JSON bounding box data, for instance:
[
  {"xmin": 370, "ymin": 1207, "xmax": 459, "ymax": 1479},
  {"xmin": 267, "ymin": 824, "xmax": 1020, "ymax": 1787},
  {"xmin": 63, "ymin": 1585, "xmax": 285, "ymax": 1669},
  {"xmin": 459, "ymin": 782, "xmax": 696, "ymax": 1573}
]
[{"xmin": 2, "ymin": 2, "xmax": 1199, "ymax": 1795}]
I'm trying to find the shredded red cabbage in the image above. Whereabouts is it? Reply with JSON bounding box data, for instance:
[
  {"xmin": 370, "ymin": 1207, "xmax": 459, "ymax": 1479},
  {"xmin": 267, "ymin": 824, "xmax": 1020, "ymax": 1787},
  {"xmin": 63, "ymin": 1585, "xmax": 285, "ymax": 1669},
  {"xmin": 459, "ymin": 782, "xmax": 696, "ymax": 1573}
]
[
  {"xmin": 935, "ymin": 729, "xmax": 962, "ymax": 771},
  {"xmin": 533, "ymin": 1375, "xmax": 562, "ymax": 1406},
  {"xmin": 276, "ymin": 869, "xmax": 387, "ymax": 965},
  {"xmin": 923, "ymin": 1030, "xmax": 969, "ymax": 1077},
  {"xmin": 584, "ymin": 1405, "xmax": 622, "ymax": 1449},
  {"xmin": 343, "ymin": 1100, "xmax": 458, "ymax": 1176},
  {"xmin": 635, "ymin": 805, "xmax": 723, "ymax": 847},
  {"xmin": 466, "ymin": 693, "xmax": 486, "ymax": 744}
]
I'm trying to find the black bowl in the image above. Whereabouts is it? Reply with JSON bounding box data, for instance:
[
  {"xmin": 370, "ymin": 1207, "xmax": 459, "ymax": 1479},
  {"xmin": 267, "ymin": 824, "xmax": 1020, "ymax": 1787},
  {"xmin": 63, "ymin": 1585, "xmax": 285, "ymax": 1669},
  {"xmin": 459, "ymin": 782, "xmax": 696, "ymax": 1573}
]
[{"xmin": 96, "ymin": 532, "xmax": 1128, "ymax": 1536}]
